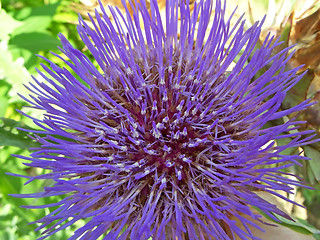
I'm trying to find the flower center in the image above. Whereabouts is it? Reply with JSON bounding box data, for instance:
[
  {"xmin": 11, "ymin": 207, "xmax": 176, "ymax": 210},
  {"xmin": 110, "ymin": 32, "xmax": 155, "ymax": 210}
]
[{"xmin": 82, "ymin": 47, "xmax": 239, "ymax": 187}]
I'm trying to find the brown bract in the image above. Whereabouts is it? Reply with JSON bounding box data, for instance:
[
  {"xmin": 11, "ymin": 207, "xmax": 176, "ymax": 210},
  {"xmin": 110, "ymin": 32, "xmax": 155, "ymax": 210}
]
[
  {"xmin": 292, "ymin": 7, "xmax": 320, "ymax": 70},
  {"xmin": 289, "ymin": 4, "xmax": 320, "ymax": 130}
]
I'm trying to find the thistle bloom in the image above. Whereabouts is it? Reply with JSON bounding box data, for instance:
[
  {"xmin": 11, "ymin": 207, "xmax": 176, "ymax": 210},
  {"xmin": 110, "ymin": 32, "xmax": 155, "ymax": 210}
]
[{"xmin": 11, "ymin": 0, "xmax": 317, "ymax": 239}]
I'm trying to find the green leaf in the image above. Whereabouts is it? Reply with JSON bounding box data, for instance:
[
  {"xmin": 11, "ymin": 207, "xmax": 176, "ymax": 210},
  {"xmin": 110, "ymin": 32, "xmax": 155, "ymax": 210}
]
[
  {"xmin": 279, "ymin": 13, "xmax": 293, "ymax": 49},
  {"xmin": 0, "ymin": 9, "xmax": 23, "ymax": 40},
  {"xmin": 274, "ymin": 214, "xmax": 320, "ymax": 235},
  {"xmin": 8, "ymin": 47, "xmax": 37, "ymax": 70},
  {"xmin": 0, "ymin": 168, "xmax": 23, "ymax": 198},
  {"xmin": 306, "ymin": 161, "xmax": 317, "ymax": 185},
  {"xmin": 9, "ymin": 32, "xmax": 61, "ymax": 53},
  {"xmin": 0, "ymin": 117, "xmax": 39, "ymax": 149},
  {"xmin": 304, "ymin": 145, "xmax": 320, "ymax": 182},
  {"xmin": 276, "ymin": 137, "xmax": 297, "ymax": 155},
  {"xmin": 255, "ymin": 207, "xmax": 320, "ymax": 235},
  {"xmin": 12, "ymin": 3, "xmax": 59, "ymax": 35},
  {"xmin": 282, "ymin": 70, "xmax": 314, "ymax": 109},
  {"xmin": 0, "ymin": 81, "xmax": 10, "ymax": 117}
]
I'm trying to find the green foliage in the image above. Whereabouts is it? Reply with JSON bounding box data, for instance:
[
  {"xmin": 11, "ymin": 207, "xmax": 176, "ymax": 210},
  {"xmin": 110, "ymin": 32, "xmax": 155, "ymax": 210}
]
[
  {"xmin": 10, "ymin": 32, "xmax": 61, "ymax": 53},
  {"xmin": 0, "ymin": 9, "xmax": 23, "ymax": 40},
  {"xmin": 305, "ymin": 146, "xmax": 320, "ymax": 183},
  {"xmin": 0, "ymin": 118, "xmax": 39, "ymax": 149},
  {"xmin": 272, "ymin": 214, "xmax": 320, "ymax": 235},
  {"xmin": 0, "ymin": 40, "xmax": 32, "ymax": 101},
  {"xmin": 0, "ymin": 0, "xmax": 83, "ymax": 238},
  {"xmin": 254, "ymin": 206, "xmax": 320, "ymax": 236},
  {"xmin": 12, "ymin": 2, "xmax": 59, "ymax": 34}
]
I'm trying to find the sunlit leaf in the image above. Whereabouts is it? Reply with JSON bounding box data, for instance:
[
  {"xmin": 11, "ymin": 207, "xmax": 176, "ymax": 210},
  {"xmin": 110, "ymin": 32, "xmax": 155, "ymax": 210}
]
[
  {"xmin": 0, "ymin": 9, "xmax": 23, "ymax": 40},
  {"xmin": 0, "ymin": 41, "xmax": 31, "ymax": 101},
  {"xmin": 0, "ymin": 81, "xmax": 10, "ymax": 117}
]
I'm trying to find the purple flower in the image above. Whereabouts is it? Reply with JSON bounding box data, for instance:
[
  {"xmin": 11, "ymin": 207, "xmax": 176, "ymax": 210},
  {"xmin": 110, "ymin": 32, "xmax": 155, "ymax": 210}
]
[{"xmin": 11, "ymin": 0, "xmax": 317, "ymax": 239}]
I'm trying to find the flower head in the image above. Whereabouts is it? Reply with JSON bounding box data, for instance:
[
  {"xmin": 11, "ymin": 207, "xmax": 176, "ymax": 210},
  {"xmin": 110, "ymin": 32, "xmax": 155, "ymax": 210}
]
[{"xmin": 12, "ymin": 0, "xmax": 317, "ymax": 239}]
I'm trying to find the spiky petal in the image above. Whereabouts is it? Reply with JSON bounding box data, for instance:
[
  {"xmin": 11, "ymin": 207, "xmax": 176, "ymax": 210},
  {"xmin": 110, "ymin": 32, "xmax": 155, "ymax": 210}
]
[{"xmin": 11, "ymin": 0, "xmax": 317, "ymax": 239}]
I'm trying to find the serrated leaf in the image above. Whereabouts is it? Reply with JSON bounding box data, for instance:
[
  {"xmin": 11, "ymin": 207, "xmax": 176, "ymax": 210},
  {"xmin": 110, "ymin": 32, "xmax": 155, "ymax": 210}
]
[
  {"xmin": 0, "ymin": 117, "xmax": 39, "ymax": 149},
  {"xmin": 0, "ymin": 41, "xmax": 31, "ymax": 100}
]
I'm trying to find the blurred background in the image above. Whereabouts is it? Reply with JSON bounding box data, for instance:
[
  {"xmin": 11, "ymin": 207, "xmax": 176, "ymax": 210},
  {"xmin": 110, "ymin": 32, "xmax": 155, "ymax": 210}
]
[{"xmin": 0, "ymin": 0, "xmax": 320, "ymax": 239}]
